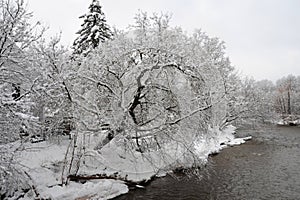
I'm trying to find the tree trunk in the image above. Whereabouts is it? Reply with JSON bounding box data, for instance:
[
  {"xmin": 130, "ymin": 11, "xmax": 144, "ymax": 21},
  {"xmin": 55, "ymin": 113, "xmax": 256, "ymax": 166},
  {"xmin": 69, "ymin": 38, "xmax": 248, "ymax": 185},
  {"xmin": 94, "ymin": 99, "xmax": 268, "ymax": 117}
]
[{"xmin": 287, "ymin": 88, "xmax": 291, "ymax": 115}]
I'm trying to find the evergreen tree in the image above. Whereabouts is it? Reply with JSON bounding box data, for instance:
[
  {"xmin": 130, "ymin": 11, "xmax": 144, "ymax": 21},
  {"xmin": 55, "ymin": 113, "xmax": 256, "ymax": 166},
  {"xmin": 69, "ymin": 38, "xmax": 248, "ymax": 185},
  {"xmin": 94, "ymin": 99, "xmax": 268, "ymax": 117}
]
[{"xmin": 72, "ymin": 0, "xmax": 112, "ymax": 56}]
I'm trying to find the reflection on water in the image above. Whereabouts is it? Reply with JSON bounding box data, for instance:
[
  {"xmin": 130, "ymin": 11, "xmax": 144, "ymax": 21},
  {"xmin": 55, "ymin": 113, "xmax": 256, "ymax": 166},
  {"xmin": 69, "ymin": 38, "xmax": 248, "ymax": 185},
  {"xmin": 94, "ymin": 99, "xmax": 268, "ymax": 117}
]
[{"xmin": 114, "ymin": 126, "xmax": 300, "ymax": 200}]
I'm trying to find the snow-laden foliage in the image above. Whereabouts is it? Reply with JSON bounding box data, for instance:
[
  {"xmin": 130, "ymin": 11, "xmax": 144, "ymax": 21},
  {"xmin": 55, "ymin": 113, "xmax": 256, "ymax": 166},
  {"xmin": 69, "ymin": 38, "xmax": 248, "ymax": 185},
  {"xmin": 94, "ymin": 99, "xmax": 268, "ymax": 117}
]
[
  {"xmin": 0, "ymin": 143, "xmax": 31, "ymax": 199},
  {"xmin": 0, "ymin": 0, "xmax": 44, "ymax": 144},
  {"xmin": 30, "ymin": 36, "xmax": 74, "ymax": 139},
  {"xmin": 0, "ymin": 0, "xmax": 71, "ymax": 144},
  {"xmin": 275, "ymin": 75, "xmax": 300, "ymax": 115},
  {"xmin": 234, "ymin": 75, "xmax": 300, "ymax": 125},
  {"xmin": 0, "ymin": 1, "xmax": 75, "ymax": 198},
  {"xmin": 67, "ymin": 12, "xmax": 237, "ymax": 180},
  {"xmin": 72, "ymin": 0, "xmax": 112, "ymax": 56}
]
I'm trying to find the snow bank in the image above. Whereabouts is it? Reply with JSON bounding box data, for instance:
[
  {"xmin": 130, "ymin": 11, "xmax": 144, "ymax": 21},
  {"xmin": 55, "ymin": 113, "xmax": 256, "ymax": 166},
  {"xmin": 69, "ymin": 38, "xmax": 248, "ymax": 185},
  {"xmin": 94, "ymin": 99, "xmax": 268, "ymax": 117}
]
[
  {"xmin": 79, "ymin": 125, "xmax": 251, "ymax": 183},
  {"xmin": 79, "ymin": 136, "xmax": 190, "ymax": 182},
  {"xmin": 1, "ymin": 138, "xmax": 128, "ymax": 200},
  {"xmin": 276, "ymin": 115, "xmax": 300, "ymax": 126},
  {"xmin": 38, "ymin": 180, "xmax": 128, "ymax": 200},
  {"xmin": 2, "ymin": 125, "xmax": 251, "ymax": 199},
  {"xmin": 194, "ymin": 125, "xmax": 252, "ymax": 162}
]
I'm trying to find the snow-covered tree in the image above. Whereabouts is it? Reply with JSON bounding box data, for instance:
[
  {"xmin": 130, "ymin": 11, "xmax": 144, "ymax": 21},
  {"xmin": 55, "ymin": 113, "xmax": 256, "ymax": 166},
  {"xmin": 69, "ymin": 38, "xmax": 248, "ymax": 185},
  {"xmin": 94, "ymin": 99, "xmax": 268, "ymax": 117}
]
[
  {"xmin": 72, "ymin": 0, "xmax": 112, "ymax": 56},
  {"xmin": 275, "ymin": 75, "xmax": 300, "ymax": 116},
  {"xmin": 0, "ymin": 0, "xmax": 47, "ymax": 197},
  {"xmin": 66, "ymin": 12, "xmax": 237, "ymax": 180},
  {"xmin": 0, "ymin": 0, "xmax": 45, "ymax": 144},
  {"xmin": 232, "ymin": 74, "xmax": 300, "ymax": 126},
  {"xmin": 233, "ymin": 78, "xmax": 275, "ymax": 124},
  {"xmin": 31, "ymin": 36, "xmax": 74, "ymax": 140}
]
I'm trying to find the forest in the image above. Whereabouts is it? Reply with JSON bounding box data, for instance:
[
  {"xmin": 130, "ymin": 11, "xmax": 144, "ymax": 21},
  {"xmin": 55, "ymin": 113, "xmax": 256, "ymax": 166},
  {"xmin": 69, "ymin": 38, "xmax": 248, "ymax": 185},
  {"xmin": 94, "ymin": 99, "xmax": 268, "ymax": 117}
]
[{"xmin": 1, "ymin": 0, "xmax": 299, "ymax": 199}]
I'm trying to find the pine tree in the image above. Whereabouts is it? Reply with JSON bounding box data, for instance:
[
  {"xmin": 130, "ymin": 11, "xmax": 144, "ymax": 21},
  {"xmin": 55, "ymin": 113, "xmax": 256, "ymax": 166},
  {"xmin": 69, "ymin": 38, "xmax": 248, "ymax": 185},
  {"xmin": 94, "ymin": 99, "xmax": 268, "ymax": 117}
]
[{"xmin": 72, "ymin": 0, "xmax": 112, "ymax": 56}]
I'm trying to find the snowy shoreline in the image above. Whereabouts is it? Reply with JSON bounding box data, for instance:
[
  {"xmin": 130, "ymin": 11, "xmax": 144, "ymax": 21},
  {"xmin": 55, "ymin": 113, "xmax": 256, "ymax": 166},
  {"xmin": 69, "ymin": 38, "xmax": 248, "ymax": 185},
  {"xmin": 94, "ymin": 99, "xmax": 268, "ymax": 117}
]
[{"xmin": 1, "ymin": 125, "xmax": 251, "ymax": 200}]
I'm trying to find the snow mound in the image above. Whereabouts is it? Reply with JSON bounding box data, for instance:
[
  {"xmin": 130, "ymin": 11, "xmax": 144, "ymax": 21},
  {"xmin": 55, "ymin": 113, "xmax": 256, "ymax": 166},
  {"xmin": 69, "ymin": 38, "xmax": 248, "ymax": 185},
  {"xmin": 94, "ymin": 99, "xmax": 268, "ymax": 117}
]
[{"xmin": 41, "ymin": 180, "xmax": 128, "ymax": 200}]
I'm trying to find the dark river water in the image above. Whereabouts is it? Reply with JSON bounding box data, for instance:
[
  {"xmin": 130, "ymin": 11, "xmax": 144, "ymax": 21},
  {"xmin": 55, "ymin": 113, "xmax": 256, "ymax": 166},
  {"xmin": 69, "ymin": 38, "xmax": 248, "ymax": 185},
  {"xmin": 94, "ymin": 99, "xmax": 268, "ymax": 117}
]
[{"xmin": 114, "ymin": 125, "xmax": 300, "ymax": 200}]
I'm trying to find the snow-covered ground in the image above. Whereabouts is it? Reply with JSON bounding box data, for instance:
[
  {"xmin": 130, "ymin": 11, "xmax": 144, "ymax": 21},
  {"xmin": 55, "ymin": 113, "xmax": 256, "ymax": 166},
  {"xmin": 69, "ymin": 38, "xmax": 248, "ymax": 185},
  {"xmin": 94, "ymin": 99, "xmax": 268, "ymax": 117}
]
[
  {"xmin": 1, "ymin": 125, "xmax": 251, "ymax": 200},
  {"xmin": 277, "ymin": 119, "xmax": 300, "ymax": 126},
  {"xmin": 276, "ymin": 115, "xmax": 300, "ymax": 126},
  {"xmin": 1, "ymin": 139, "xmax": 128, "ymax": 200}
]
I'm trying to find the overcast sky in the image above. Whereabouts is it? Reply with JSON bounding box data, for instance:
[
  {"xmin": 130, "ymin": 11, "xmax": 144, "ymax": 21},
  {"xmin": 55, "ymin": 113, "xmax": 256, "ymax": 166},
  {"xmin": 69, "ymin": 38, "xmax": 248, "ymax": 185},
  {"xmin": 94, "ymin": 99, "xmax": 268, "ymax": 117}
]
[{"xmin": 27, "ymin": 0, "xmax": 300, "ymax": 81}]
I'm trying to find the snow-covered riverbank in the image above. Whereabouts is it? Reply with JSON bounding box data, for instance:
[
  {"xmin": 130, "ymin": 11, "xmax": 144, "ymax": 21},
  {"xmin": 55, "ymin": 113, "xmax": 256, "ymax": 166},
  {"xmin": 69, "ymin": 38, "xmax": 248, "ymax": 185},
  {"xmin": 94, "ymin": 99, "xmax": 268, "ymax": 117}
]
[
  {"xmin": 276, "ymin": 115, "xmax": 300, "ymax": 126},
  {"xmin": 1, "ymin": 125, "xmax": 251, "ymax": 200}
]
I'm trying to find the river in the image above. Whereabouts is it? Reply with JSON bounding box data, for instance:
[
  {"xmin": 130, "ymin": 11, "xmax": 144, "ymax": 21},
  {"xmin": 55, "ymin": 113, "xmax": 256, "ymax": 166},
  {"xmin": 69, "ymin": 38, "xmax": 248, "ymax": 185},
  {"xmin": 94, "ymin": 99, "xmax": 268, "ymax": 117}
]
[{"xmin": 113, "ymin": 125, "xmax": 300, "ymax": 200}]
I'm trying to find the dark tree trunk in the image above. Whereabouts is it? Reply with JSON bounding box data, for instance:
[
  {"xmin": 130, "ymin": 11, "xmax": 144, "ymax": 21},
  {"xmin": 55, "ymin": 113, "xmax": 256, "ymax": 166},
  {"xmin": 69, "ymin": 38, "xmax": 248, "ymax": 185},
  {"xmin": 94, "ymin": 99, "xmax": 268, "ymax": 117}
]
[{"xmin": 287, "ymin": 88, "xmax": 291, "ymax": 115}]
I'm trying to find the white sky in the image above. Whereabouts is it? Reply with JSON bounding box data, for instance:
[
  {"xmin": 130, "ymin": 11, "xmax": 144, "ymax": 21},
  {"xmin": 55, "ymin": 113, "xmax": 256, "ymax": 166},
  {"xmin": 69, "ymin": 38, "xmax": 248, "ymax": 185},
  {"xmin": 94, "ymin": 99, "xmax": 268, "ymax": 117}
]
[{"xmin": 26, "ymin": 0, "xmax": 300, "ymax": 81}]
